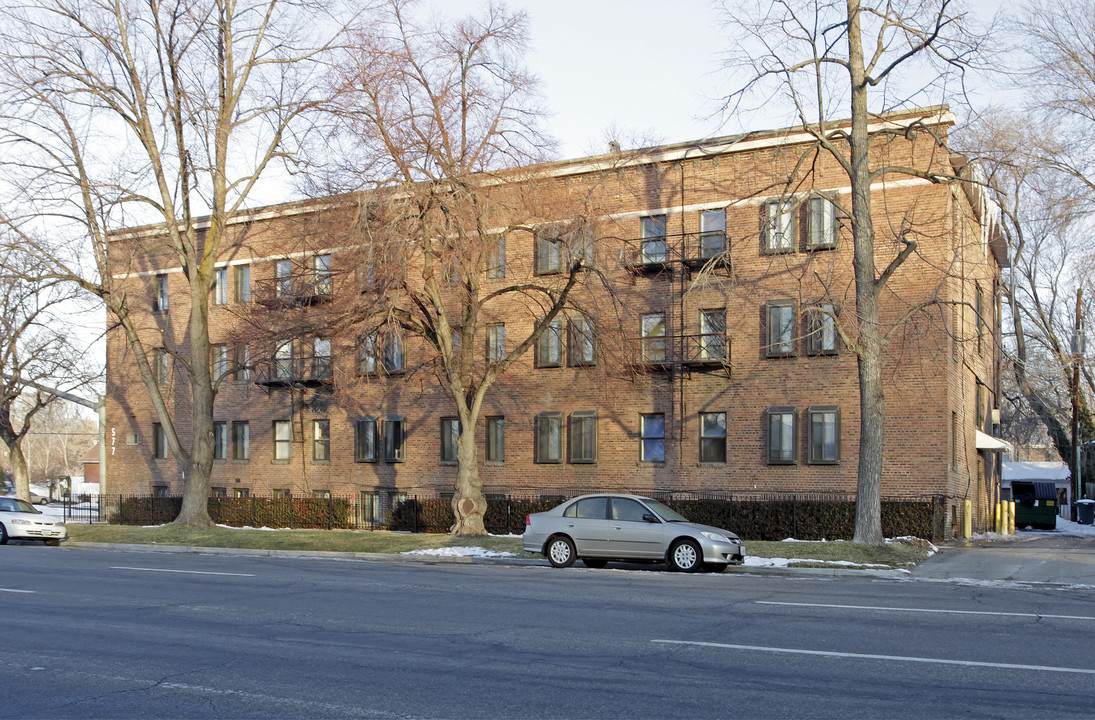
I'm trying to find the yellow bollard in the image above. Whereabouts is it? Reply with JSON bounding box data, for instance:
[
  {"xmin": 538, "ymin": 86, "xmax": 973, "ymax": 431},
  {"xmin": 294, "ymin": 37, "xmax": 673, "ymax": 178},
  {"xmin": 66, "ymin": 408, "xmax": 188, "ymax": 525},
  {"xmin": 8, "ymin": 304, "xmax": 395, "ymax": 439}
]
[
  {"xmin": 964, "ymin": 499, "xmax": 972, "ymax": 538},
  {"xmin": 995, "ymin": 503, "xmax": 1002, "ymax": 534},
  {"xmin": 1009, "ymin": 501, "xmax": 1017, "ymax": 534},
  {"xmin": 1001, "ymin": 500, "xmax": 1010, "ymax": 535}
]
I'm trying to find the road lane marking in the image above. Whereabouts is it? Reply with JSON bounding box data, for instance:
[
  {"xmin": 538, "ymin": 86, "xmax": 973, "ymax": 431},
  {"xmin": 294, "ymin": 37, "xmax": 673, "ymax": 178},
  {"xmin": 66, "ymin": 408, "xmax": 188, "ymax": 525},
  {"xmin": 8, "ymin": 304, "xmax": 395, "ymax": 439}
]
[
  {"xmin": 757, "ymin": 600, "xmax": 1095, "ymax": 621},
  {"xmin": 652, "ymin": 640, "xmax": 1095, "ymax": 675},
  {"xmin": 110, "ymin": 566, "xmax": 255, "ymax": 577},
  {"xmin": 0, "ymin": 588, "xmax": 35, "ymax": 593}
]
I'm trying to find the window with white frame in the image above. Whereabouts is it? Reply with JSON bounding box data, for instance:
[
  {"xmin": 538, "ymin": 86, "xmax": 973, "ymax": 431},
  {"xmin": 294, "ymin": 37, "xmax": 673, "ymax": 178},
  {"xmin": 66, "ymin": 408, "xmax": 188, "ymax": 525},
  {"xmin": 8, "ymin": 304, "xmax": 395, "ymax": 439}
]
[
  {"xmin": 313, "ymin": 254, "xmax": 332, "ymax": 294},
  {"xmin": 486, "ymin": 233, "xmax": 506, "ymax": 279},
  {"xmin": 275, "ymin": 259, "xmax": 292, "ymax": 297},
  {"xmin": 699, "ymin": 412, "xmax": 727, "ymax": 463},
  {"xmin": 211, "ymin": 344, "xmax": 228, "ymax": 383},
  {"xmin": 640, "ymin": 215, "xmax": 667, "ymax": 263},
  {"xmin": 699, "ymin": 209, "xmax": 726, "ymax": 258},
  {"xmin": 274, "ymin": 340, "xmax": 293, "ymax": 379},
  {"xmin": 234, "ymin": 264, "xmax": 251, "ymax": 303},
  {"xmin": 313, "ymin": 419, "xmax": 330, "ymax": 461},
  {"xmin": 640, "ymin": 413, "xmax": 666, "ymax": 462},
  {"xmin": 313, "ymin": 338, "xmax": 332, "ymax": 379},
  {"xmin": 486, "ymin": 323, "xmax": 505, "ymax": 363},
  {"xmin": 764, "ymin": 200, "xmax": 795, "ymax": 252},
  {"xmin": 359, "ymin": 333, "xmax": 378, "ymax": 375},
  {"xmin": 212, "ymin": 267, "xmax": 228, "ymax": 305},
  {"xmin": 699, "ymin": 309, "xmax": 726, "ymax": 360},
  {"xmin": 154, "ymin": 348, "xmax": 170, "ymax": 385},
  {"xmin": 384, "ymin": 333, "xmax": 404, "ymax": 372},
  {"xmin": 153, "ymin": 274, "xmax": 169, "ymax": 312},
  {"xmin": 213, "ymin": 421, "xmax": 227, "ymax": 460},
  {"xmin": 641, "ymin": 313, "xmax": 666, "ymax": 362},
  {"xmin": 534, "ymin": 412, "xmax": 563, "ymax": 463},
  {"xmin": 535, "ymin": 227, "xmax": 563, "ymax": 274},
  {"xmin": 766, "ymin": 301, "xmax": 796, "ymax": 357},
  {"xmin": 273, "ymin": 420, "xmax": 291, "ymax": 461},
  {"xmin": 232, "ymin": 344, "xmax": 251, "ymax": 381},
  {"xmin": 767, "ymin": 407, "xmax": 797, "ymax": 464}
]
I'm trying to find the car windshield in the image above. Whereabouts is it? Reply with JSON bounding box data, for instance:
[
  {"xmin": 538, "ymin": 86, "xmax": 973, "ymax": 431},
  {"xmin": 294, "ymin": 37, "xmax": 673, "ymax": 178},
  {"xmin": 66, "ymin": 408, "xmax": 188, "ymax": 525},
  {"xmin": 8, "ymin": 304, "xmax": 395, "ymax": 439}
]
[
  {"xmin": 0, "ymin": 498, "xmax": 38, "ymax": 514},
  {"xmin": 641, "ymin": 498, "xmax": 689, "ymax": 523}
]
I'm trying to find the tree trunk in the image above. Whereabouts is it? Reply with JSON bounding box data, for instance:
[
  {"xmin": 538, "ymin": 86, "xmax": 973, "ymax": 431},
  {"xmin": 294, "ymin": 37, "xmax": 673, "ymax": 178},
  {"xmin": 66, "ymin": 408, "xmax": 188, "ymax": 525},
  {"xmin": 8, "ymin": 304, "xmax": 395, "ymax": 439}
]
[
  {"xmin": 451, "ymin": 418, "xmax": 486, "ymax": 535},
  {"xmin": 847, "ymin": 0, "xmax": 885, "ymax": 545},
  {"xmin": 7, "ymin": 441, "xmax": 31, "ymax": 501},
  {"xmin": 173, "ymin": 281, "xmax": 215, "ymax": 526}
]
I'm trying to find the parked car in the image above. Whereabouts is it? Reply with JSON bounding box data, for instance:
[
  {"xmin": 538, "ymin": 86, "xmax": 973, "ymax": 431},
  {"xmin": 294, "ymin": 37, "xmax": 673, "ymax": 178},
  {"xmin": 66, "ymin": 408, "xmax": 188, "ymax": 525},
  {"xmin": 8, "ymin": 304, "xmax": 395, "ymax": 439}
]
[
  {"xmin": 0, "ymin": 497, "xmax": 66, "ymax": 545},
  {"xmin": 3, "ymin": 489, "xmax": 49, "ymax": 505},
  {"xmin": 523, "ymin": 494, "xmax": 745, "ymax": 572}
]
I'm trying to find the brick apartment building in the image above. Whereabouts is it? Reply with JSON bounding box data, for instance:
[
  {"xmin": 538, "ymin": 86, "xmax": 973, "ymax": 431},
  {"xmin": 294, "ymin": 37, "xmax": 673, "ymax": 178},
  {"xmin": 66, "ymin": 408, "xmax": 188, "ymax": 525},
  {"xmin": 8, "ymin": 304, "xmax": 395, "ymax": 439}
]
[{"xmin": 104, "ymin": 107, "xmax": 1009, "ymax": 530}]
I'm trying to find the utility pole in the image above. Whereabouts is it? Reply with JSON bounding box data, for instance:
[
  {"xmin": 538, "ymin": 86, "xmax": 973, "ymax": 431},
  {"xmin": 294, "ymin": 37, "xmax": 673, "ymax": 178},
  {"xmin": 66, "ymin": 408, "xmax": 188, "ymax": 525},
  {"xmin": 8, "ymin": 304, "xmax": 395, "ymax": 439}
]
[{"xmin": 1071, "ymin": 288, "xmax": 1085, "ymax": 512}]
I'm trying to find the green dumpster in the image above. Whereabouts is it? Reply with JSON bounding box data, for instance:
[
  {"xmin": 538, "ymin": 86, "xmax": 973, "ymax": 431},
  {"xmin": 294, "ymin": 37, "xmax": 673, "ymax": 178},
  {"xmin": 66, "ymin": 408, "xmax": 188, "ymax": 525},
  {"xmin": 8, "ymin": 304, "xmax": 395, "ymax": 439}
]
[{"xmin": 1012, "ymin": 481, "xmax": 1058, "ymax": 530}]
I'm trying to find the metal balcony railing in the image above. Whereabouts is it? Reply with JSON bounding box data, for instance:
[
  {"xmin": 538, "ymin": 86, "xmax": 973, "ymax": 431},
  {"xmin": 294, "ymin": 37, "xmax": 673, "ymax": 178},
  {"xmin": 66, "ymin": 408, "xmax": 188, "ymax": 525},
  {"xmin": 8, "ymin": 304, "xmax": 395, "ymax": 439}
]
[
  {"xmin": 253, "ymin": 354, "xmax": 333, "ymax": 387},
  {"xmin": 625, "ymin": 232, "xmax": 730, "ymax": 272},
  {"xmin": 634, "ymin": 333, "xmax": 731, "ymax": 369}
]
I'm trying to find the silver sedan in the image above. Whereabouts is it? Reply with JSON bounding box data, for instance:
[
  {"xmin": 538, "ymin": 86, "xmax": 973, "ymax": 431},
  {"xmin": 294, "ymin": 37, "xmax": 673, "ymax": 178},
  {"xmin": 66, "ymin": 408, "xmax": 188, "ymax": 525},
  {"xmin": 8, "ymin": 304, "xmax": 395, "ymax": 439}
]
[{"xmin": 523, "ymin": 494, "xmax": 744, "ymax": 572}]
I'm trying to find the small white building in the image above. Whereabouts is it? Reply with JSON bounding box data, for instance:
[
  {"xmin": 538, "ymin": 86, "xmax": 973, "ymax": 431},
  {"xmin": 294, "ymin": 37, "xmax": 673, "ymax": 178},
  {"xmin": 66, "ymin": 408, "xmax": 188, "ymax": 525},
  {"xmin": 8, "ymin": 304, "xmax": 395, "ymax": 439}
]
[{"xmin": 1002, "ymin": 461, "xmax": 1072, "ymax": 516}]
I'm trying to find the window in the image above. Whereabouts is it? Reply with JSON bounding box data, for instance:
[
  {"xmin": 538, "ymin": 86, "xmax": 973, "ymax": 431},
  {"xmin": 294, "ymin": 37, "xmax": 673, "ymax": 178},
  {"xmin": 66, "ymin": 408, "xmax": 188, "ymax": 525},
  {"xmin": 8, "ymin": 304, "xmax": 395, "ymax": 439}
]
[
  {"xmin": 383, "ymin": 417, "xmax": 406, "ymax": 462},
  {"xmin": 212, "ymin": 267, "xmax": 228, "ymax": 305},
  {"xmin": 975, "ymin": 283, "xmax": 984, "ymax": 356},
  {"xmin": 487, "ymin": 234, "xmax": 506, "ymax": 279},
  {"xmin": 611, "ymin": 497, "xmax": 650, "ymax": 522},
  {"xmin": 359, "ymin": 333, "xmax": 379, "ymax": 375},
  {"xmin": 641, "ymin": 313, "xmax": 666, "ymax": 362},
  {"xmin": 153, "ymin": 274, "xmax": 169, "ymax": 312},
  {"xmin": 808, "ymin": 407, "xmax": 840, "ymax": 464},
  {"xmin": 568, "ymin": 317, "xmax": 595, "ymax": 366},
  {"xmin": 569, "ymin": 225, "xmax": 595, "ymax": 267},
  {"xmin": 699, "ymin": 209, "xmax": 726, "ymax": 258},
  {"xmin": 233, "ymin": 487, "xmax": 250, "ymax": 499},
  {"xmin": 210, "ymin": 486, "xmax": 227, "ymax": 497},
  {"xmin": 807, "ymin": 196, "xmax": 838, "ymax": 249},
  {"xmin": 232, "ymin": 421, "xmax": 250, "ymax": 461},
  {"xmin": 273, "ymin": 488, "xmax": 292, "ymax": 499},
  {"xmin": 805, "ymin": 304, "xmax": 838, "ymax": 355},
  {"xmin": 536, "ymin": 320, "xmax": 563, "ymax": 368},
  {"xmin": 275, "ymin": 259, "xmax": 292, "ymax": 297},
  {"xmin": 764, "ymin": 200, "xmax": 795, "ymax": 252},
  {"xmin": 273, "ymin": 420, "xmax": 291, "ymax": 461},
  {"xmin": 355, "ymin": 418, "xmax": 378, "ymax": 462},
  {"xmin": 440, "ymin": 417, "xmax": 460, "ymax": 463},
  {"xmin": 312, "ymin": 490, "xmax": 331, "ymax": 499},
  {"xmin": 486, "ymin": 323, "xmax": 505, "ymax": 363},
  {"xmin": 640, "ymin": 413, "xmax": 665, "ymax": 462},
  {"xmin": 534, "ymin": 412, "xmax": 563, "ymax": 463},
  {"xmin": 154, "ymin": 348, "xmax": 170, "ymax": 385},
  {"xmin": 699, "ymin": 412, "xmax": 726, "ymax": 463},
  {"xmin": 313, "ymin": 420, "xmax": 330, "ymax": 461},
  {"xmin": 152, "ymin": 423, "xmax": 168, "ymax": 460},
  {"xmin": 951, "ymin": 411, "xmax": 959, "ymax": 470},
  {"xmin": 313, "ymin": 338, "xmax": 332, "ymax": 379},
  {"xmin": 766, "ymin": 301, "xmax": 796, "ymax": 357},
  {"xmin": 535, "ymin": 227, "xmax": 563, "ymax": 274},
  {"xmin": 314, "ymin": 254, "xmax": 332, "ymax": 295},
  {"xmin": 274, "ymin": 340, "xmax": 293, "ymax": 379},
  {"xmin": 384, "ymin": 333, "xmax": 404, "ymax": 373},
  {"xmin": 640, "ymin": 215, "xmax": 667, "ymax": 263},
  {"xmin": 232, "ymin": 344, "xmax": 251, "ymax": 381},
  {"xmin": 699, "ymin": 309, "xmax": 726, "ymax": 360},
  {"xmin": 767, "ymin": 407, "xmax": 797, "ymax": 464},
  {"xmin": 976, "ymin": 382, "xmax": 985, "ymax": 427},
  {"xmin": 152, "ymin": 485, "xmax": 170, "ymax": 497},
  {"xmin": 485, "ymin": 416, "xmax": 504, "ymax": 462},
  {"xmin": 211, "ymin": 344, "xmax": 228, "ymax": 383},
  {"xmin": 213, "ymin": 421, "xmax": 227, "ymax": 460},
  {"xmin": 568, "ymin": 411, "xmax": 597, "ymax": 463},
  {"xmin": 234, "ymin": 264, "xmax": 251, "ymax": 303},
  {"xmin": 564, "ymin": 496, "xmax": 607, "ymax": 519}
]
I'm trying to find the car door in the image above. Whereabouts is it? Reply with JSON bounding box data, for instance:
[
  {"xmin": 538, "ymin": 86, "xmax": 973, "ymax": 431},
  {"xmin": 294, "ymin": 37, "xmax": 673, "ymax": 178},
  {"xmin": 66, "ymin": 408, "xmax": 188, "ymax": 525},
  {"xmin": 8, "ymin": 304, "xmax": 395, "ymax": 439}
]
[
  {"xmin": 608, "ymin": 498, "xmax": 667, "ymax": 559},
  {"xmin": 560, "ymin": 497, "xmax": 612, "ymax": 555}
]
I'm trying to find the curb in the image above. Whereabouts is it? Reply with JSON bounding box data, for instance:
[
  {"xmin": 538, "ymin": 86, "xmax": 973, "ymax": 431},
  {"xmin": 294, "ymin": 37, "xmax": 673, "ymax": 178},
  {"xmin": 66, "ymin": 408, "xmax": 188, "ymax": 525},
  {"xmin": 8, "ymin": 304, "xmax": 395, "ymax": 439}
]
[{"xmin": 62, "ymin": 541, "xmax": 909, "ymax": 578}]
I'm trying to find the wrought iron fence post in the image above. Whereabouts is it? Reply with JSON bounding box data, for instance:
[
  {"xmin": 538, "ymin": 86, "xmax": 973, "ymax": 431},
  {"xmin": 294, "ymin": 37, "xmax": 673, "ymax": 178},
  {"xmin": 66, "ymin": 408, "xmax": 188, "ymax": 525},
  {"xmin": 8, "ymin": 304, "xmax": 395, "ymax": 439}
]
[
  {"xmin": 793, "ymin": 495, "xmax": 797, "ymax": 539},
  {"xmin": 328, "ymin": 495, "xmax": 333, "ymax": 530},
  {"xmin": 413, "ymin": 496, "xmax": 418, "ymax": 533}
]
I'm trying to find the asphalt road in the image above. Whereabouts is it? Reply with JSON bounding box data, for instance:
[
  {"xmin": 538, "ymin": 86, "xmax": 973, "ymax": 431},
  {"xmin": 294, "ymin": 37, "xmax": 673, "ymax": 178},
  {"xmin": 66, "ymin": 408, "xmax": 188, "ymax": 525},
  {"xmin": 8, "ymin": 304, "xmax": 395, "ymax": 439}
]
[{"xmin": 2, "ymin": 545, "xmax": 1094, "ymax": 719}]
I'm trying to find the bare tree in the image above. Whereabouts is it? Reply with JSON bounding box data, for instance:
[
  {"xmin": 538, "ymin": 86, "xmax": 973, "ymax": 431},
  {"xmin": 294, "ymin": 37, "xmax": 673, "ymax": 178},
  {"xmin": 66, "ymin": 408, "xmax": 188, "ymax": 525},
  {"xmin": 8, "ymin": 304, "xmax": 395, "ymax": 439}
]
[
  {"xmin": 722, "ymin": 0, "xmax": 985, "ymax": 543},
  {"xmin": 0, "ymin": 0, "xmax": 343, "ymax": 524},
  {"xmin": 0, "ymin": 243, "xmax": 96, "ymax": 502},
  {"xmin": 318, "ymin": 0, "xmax": 616, "ymax": 535}
]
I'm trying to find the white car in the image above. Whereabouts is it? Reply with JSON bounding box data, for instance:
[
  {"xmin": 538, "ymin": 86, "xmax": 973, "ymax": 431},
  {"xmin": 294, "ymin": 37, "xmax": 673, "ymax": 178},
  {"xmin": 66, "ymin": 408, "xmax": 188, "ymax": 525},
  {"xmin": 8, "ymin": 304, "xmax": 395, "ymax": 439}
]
[{"xmin": 0, "ymin": 497, "xmax": 66, "ymax": 545}]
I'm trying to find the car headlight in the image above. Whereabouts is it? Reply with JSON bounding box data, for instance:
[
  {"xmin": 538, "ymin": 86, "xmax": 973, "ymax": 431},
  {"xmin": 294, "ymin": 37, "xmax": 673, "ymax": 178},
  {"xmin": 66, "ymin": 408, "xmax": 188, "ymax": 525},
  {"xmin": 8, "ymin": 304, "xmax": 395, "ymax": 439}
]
[
  {"xmin": 11, "ymin": 518, "xmax": 31, "ymax": 525},
  {"xmin": 701, "ymin": 531, "xmax": 736, "ymax": 544}
]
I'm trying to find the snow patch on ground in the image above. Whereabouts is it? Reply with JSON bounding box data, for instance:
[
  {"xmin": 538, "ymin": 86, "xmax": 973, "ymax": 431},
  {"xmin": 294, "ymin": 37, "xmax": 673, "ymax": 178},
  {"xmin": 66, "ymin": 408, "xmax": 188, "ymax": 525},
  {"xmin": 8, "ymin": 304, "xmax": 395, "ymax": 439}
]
[
  {"xmin": 402, "ymin": 546, "xmax": 516, "ymax": 558},
  {"xmin": 744, "ymin": 556, "xmax": 898, "ymax": 570}
]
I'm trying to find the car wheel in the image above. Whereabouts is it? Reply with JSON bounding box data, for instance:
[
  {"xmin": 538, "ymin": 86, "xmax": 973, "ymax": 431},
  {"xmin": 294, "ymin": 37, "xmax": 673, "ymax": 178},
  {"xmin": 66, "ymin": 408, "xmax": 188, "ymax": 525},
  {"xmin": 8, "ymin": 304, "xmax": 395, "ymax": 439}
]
[
  {"xmin": 668, "ymin": 539, "xmax": 702, "ymax": 572},
  {"xmin": 546, "ymin": 536, "xmax": 576, "ymax": 568},
  {"xmin": 44, "ymin": 538, "xmax": 60, "ymax": 547},
  {"xmin": 582, "ymin": 558, "xmax": 608, "ymax": 569},
  {"xmin": 0, "ymin": 523, "xmax": 8, "ymax": 545}
]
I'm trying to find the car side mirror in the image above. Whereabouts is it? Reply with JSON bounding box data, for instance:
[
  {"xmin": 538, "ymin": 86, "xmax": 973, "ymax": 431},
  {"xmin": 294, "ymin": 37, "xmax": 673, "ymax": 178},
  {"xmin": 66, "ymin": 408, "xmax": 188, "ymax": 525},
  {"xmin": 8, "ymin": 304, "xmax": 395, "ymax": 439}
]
[{"xmin": 642, "ymin": 514, "xmax": 659, "ymax": 523}]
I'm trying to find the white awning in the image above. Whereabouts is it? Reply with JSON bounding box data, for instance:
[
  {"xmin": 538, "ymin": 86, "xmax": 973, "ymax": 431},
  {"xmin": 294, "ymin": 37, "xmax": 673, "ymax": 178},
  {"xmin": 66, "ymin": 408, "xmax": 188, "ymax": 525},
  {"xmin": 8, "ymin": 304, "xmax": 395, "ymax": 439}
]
[{"xmin": 976, "ymin": 430, "xmax": 1012, "ymax": 453}]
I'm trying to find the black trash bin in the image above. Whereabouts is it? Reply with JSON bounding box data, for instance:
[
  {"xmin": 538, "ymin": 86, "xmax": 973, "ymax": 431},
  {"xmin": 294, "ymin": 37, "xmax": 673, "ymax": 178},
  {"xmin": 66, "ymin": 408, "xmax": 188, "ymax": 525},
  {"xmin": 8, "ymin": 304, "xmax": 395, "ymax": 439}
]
[{"xmin": 1077, "ymin": 499, "xmax": 1095, "ymax": 525}]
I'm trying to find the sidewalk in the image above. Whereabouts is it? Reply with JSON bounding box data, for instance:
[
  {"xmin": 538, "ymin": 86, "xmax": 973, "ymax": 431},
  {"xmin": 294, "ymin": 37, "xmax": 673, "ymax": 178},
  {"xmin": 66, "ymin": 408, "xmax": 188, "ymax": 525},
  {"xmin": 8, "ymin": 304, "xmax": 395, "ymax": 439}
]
[{"xmin": 910, "ymin": 531, "xmax": 1095, "ymax": 586}]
